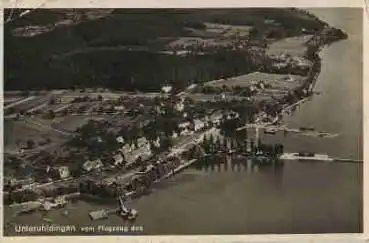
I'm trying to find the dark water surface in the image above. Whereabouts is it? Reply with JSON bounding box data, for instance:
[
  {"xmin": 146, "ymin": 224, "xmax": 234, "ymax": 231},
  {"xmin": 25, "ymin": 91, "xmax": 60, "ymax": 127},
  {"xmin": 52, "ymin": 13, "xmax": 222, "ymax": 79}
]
[{"xmin": 4, "ymin": 8, "xmax": 363, "ymax": 235}]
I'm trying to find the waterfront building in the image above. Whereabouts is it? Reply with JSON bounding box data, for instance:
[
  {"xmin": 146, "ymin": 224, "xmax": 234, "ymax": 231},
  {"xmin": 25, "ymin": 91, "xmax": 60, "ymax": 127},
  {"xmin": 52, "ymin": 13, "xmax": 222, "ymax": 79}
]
[
  {"xmin": 82, "ymin": 159, "xmax": 103, "ymax": 172},
  {"xmin": 193, "ymin": 119, "xmax": 206, "ymax": 131}
]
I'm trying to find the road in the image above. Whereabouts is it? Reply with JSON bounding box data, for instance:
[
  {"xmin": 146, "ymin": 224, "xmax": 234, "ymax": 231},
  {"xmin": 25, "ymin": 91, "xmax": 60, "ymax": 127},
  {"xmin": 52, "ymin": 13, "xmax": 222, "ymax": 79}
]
[
  {"xmin": 167, "ymin": 127, "xmax": 218, "ymax": 158},
  {"xmin": 24, "ymin": 118, "xmax": 72, "ymax": 136},
  {"xmin": 4, "ymin": 96, "xmax": 37, "ymax": 110}
]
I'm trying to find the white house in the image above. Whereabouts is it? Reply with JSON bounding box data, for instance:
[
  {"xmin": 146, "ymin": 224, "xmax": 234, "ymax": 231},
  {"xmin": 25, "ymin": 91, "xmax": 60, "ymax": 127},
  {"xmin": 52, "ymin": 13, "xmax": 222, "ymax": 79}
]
[
  {"xmin": 120, "ymin": 144, "xmax": 132, "ymax": 156},
  {"xmin": 116, "ymin": 136, "xmax": 125, "ymax": 144},
  {"xmin": 210, "ymin": 112, "xmax": 223, "ymax": 122},
  {"xmin": 161, "ymin": 85, "xmax": 173, "ymax": 93},
  {"xmin": 178, "ymin": 121, "xmax": 191, "ymax": 129},
  {"xmin": 130, "ymin": 142, "xmax": 136, "ymax": 151},
  {"xmin": 250, "ymin": 85, "xmax": 258, "ymax": 92},
  {"xmin": 227, "ymin": 111, "xmax": 240, "ymax": 120},
  {"xmin": 113, "ymin": 153, "xmax": 124, "ymax": 166},
  {"xmin": 171, "ymin": 132, "xmax": 178, "ymax": 139},
  {"xmin": 82, "ymin": 159, "xmax": 103, "ymax": 172},
  {"xmin": 193, "ymin": 119, "xmax": 205, "ymax": 131},
  {"xmin": 257, "ymin": 81, "xmax": 265, "ymax": 90},
  {"xmin": 153, "ymin": 137, "xmax": 161, "ymax": 148},
  {"xmin": 137, "ymin": 137, "xmax": 150, "ymax": 150},
  {"xmin": 174, "ymin": 102, "xmax": 184, "ymax": 112},
  {"xmin": 114, "ymin": 105, "xmax": 125, "ymax": 111},
  {"xmin": 57, "ymin": 166, "xmax": 70, "ymax": 179},
  {"xmin": 186, "ymin": 83, "xmax": 197, "ymax": 91}
]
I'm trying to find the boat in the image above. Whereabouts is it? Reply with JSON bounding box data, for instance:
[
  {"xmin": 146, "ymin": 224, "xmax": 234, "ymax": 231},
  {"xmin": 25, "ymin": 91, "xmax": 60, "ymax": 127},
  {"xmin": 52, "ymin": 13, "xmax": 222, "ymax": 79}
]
[
  {"xmin": 42, "ymin": 217, "xmax": 53, "ymax": 223},
  {"xmin": 89, "ymin": 209, "xmax": 108, "ymax": 220}
]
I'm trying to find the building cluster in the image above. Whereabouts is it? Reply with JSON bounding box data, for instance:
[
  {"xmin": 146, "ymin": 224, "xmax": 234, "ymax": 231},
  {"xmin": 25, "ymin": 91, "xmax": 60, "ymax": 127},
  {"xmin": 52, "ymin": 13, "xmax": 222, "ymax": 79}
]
[{"xmin": 269, "ymin": 53, "xmax": 311, "ymax": 71}]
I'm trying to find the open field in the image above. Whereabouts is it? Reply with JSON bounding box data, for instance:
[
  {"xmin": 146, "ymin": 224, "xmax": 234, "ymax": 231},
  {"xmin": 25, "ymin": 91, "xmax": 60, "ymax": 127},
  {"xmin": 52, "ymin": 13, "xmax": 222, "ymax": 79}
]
[
  {"xmin": 4, "ymin": 97, "xmax": 23, "ymax": 106},
  {"xmin": 51, "ymin": 116, "xmax": 91, "ymax": 133},
  {"xmin": 4, "ymin": 95, "xmax": 52, "ymax": 113},
  {"xmin": 168, "ymin": 37, "xmax": 234, "ymax": 49},
  {"xmin": 266, "ymin": 35, "xmax": 313, "ymax": 57},
  {"xmin": 4, "ymin": 120, "xmax": 67, "ymax": 154},
  {"xmin": 167, "ymin": 23, "xmax": 252, "ymax": 49},
  {"xmin": 182, "ymin": 22, "xmax": 252, "ymax": 39},
  {"xmin": 204, "ymin": 71, "xmax": 306, "ymax": 91},
  {"xmin": 204, "ymin": 22, "xmax": 253, "ymax": 37}
]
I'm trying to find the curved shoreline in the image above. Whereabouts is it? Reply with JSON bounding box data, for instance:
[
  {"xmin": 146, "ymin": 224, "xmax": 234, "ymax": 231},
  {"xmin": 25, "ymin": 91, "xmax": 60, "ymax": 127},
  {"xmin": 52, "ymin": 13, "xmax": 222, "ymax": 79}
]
[{"xmin": 3, "ymin": 11, "xmax": 349, "ymax": 205}]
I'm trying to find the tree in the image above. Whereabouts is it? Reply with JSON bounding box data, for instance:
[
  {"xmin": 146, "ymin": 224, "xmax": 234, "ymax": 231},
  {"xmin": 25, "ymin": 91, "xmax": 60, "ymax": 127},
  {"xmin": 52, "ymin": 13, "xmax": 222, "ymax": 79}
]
[
  {"xmin": 48, "ymin": 97, "xmax": 56, "ymax": 105},
  {"xmin": 221, "ymin": 84, "xmax": 229, "ymax": 92},
  {"xmin": 233, "ymin": 85, "xmax": 243, "ymax": 94},
  {"xmin": 26, "ymin": 139, "xmax": 35, "ymax": 149},
  {"xmin": 249, "ymin": 27, "xmax": 259, "ymax": 39},
  {"xmin": 240, "ymin": 87, "xmax": 252, "ymax": 97},
  {"xmin": 6, "ymin": 107, "xmax": 15, "ymax": 115},
  {"xmin": 242, "ymin": 139, "xmax": 248, "ymax": 153},
  {"xmin": 230, "ymin": 139, "xmax": 238, "ymax": 151},
  {"xmin": 45, "ymin": 109, "xmax": 55, "ymax": 119},
  {"xmin": 274, "ymin": 144, "xmax": 284, "ymax": 155},
  {"xmin": 160, "ymin": 136, "xmax": 172, "ymax": 152},
  {"xmin": 15, "ymin": 139, "xmax": 22, "ymax": 148},
  {"xmin": 250, "ymin": 139, "xmax": 255, "ymax": 154},
  {"xmin": 21, "ymin": 90, "xmax": 30, "ymax": 97}
]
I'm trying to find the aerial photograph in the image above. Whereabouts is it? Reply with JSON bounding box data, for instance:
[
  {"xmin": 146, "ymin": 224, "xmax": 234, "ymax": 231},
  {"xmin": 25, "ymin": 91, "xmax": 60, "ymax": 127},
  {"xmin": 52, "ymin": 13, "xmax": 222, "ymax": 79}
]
[{"xmin": 3, "ymin": 8, "xmax": 362, "ymax": 235}]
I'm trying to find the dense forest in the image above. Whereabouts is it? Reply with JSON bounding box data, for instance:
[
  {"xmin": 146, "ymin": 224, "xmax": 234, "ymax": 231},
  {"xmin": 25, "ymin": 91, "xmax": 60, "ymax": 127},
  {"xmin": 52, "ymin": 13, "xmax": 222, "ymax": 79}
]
[{"xmin": 4, "ymin": 8, "xmax": 326, "ymax": 91}]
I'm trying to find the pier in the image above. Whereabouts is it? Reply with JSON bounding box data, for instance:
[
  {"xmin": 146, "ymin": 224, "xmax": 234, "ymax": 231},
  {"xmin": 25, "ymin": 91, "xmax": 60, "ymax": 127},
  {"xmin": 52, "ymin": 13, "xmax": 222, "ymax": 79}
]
[
  {"xmin": 280, "ymin": 153, "xmax": 333, "ymax": 161},
  {"xmin": 279, "ymin": 153, "xmax": 362, "ymax": 163},
  {"xmin": 89, "ymin": 195, "xmax": 138, "ymax": 221},
  {"xmin": 237, "ymin": 123, "xmax": 338, "ymax": 138}
]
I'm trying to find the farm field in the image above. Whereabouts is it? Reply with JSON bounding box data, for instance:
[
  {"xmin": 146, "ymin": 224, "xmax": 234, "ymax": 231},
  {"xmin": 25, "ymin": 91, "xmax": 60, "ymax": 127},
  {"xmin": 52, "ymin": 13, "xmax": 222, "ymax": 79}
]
[
  {"xmin": 168, "ymin": 37, "xmax": 234, "ymax": 49},
  {"xmin": 167, "ymin": 22, "xmax": 252, "ymax": 49},
  {"xmin": 204, "ymin": 71, "xmax": 306, "ymax": 91},
  {"xmin": 51, "ymin": 115, "xmax": 92, "ymax": 133},
  {"xmin": 4, "ymin": 120, "xmax": 67, "ymax": 154},
  {"xmin": 266, "ymin": 34, "xmax": 313, "ymax": 57}
]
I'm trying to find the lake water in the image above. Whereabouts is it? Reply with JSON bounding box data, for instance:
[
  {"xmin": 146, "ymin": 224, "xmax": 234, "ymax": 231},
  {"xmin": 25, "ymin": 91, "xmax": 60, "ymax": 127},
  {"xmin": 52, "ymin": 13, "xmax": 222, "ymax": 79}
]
[{"xmin": 3, "ymin": 8, "xmax": 363, "ymax": 235}]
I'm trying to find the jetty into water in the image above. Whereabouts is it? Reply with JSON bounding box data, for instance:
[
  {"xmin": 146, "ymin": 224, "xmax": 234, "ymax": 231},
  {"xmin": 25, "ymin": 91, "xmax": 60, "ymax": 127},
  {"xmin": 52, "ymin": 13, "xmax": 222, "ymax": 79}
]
[
  {"xmin": 238, "ymin": 123, "xmax": 339, "ymax": 138},
  {"xmin": 279, "ymin": 153, "xmax": 362, "ymax": 163},
  {"xmin": 89, "ymin": 195, "xmax": 138, "ymax": 221},
  {"xmin": 280, "ymin": 153, "xmax": 333, "ymax": 161}
]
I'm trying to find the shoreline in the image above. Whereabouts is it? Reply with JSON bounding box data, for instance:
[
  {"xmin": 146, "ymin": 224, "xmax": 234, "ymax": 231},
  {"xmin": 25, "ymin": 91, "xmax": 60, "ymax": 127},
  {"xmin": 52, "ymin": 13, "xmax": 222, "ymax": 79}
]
[
  {"xmin": 266, "ymin": 26, "xmax": 346, "ymax": 125},
  {"xmin": 3, "ymin": 13, "xmax": 349, "ymax": 207},
  {"xmin": 3, "ymin": 31, "xmax": 346, "ymax": 207}
]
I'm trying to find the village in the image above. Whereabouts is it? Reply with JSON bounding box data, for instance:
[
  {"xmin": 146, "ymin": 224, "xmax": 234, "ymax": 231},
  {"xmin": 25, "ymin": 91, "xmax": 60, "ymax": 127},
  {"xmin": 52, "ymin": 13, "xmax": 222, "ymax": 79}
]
[
  {"xmin": 3, "ymin": 8, "xmax": 350, "ymax": 223},
  {"xmin": 3, "ymin": 62, "xmax": 331, "ymax": 220}
]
